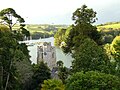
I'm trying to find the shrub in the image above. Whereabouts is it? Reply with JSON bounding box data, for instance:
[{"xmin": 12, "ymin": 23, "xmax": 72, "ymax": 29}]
[{"xmin": 65, "ymin": 71, "xmax": 120, "ymax": 90}]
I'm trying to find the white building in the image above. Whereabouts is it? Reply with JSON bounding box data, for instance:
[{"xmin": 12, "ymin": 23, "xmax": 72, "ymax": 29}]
[{"xmin": 37, "ymin": 42, "xmax": 56, "ymax": 70}]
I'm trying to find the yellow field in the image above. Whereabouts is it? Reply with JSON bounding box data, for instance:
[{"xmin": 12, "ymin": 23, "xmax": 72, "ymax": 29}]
[{"xmin": 97, "ymin": 23, "xmax": 120, "ymax": 29}]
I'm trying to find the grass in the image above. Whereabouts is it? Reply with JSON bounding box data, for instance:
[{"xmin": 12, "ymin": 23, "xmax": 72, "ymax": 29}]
[
  {"xmin": 97, "ymin": 23, "xmax": 120, "ymax": 29},
  {"xmin": 12, "ymin": 24, "xmax": 68, "ymax": 35},
  {"xmin": 13, "ymin": 24, "xmax": 50, "ymax": 34},
  {"xmin": 97, "ymin": 22, "xmax": 120, "ymax": 32}
]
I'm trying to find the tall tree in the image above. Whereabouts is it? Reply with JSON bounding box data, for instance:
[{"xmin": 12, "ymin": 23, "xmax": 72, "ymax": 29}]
[
  {"xmin": 0, "ymin": 8, "xmax": 30, "ymax": 41},
  {"xmin": 0, "ymin": 8, "xmax": 25, "ymax": 31},
  {"xmin": 71, "ymin": 38, "xmax": 111, "ymax": 73},
  {"xmin": 0, "ymin": 25, "xmax": 31, "ymax": 90},
  {"xmin": 62, "ymin": 5, "xmax": 101, "ymax": 54},
  {"xmin": 0, "ymin": 9, "xmax": 31, "ymax": 90},
  {"xmin": 72, "ymin": 5, "xmax": 97, "ymax": 24},
  {"xmin": 0, "ymin": 29, "xmax": 24, "ymax": 90}
]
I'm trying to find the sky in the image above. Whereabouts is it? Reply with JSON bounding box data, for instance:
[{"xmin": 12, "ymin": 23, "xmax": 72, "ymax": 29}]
[{"xmin": 0, "ymin": 0, "xmax": 120, "ymax": 25}]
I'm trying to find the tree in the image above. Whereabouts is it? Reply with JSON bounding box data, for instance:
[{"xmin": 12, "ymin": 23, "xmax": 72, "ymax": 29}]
[
  {"xmin": 54, "ymin": 28, "xmax": 66, "ymax": 47},
  {"xmin": 72, "ymin": 5, "xmax": 97, "ymax": 24},
  {"xmin": 28, "ymin": 61, "xmax": 51, "ymax": 90},
  {"xmin": 0, "ymin": 9, "xmax": 31, "ymax": 90},
  {"xmin": 65, "ymin": 71, "xmax": 120, "ymax": 90},
  {"xmin": 57, "ymin": 61, "xmax": 69, "ymax": 84},
  {"xmin": 0, "ymin": 25, "xmax": 32, "ymax": 90},
  {"xmin": 111, "ymin": 36, "xmax": 120, "ymax": 76},
  {"xmin": 20, "ymin": 24, "xmax": 30, "ymax": 40},
  {"xmin": 71, "ymin": 38, "xmax": 111, "ymax": 73},
  {"xmin": 14, "ymin": 43, "xmax": 33, "ymax": 90},
  {"xmin": 62, "ymin": 5, "xmax": 101, "ymax": 54},
  {"xmin": 58, "ymin": 66, "xmax": 69, "ymax": 84},
  {"xmin": 103, "ymin": 44, "xmax": 117, "ymax": 75},
  {"xmin": 0, "ymin": 8, "xmax": 30, "ymax": 41},
  {"xmin": 57, "ymin": 60, "xmax": 64, "ymax": 67},
  {"xmin": 0, "ymin": 8, "xmax": 25, "ymax": 31},
  {"xmin": 41, "ymin": 79, "xmax": 65, "ymax": 90},
  {"xmin": 0, "ymin": 29, "xmax": 25, "ymax": 90}
]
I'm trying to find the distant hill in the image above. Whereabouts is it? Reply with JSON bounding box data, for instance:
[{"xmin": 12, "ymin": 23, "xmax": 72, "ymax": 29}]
[
  {"xmin": 97, "ymin": 22, "xmax": 120, "ymax": 44},
  {"xmin": 13, "ymin": 24, "xmax": 68, "ymax": 39},
  {"xmin": 97, "ymin": 22, "xmax": 120, "ymax": 31}
]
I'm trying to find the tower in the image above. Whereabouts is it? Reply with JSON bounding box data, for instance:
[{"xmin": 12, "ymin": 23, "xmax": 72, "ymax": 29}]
[{"xmin": 37, "ymin": 42, "xmax": 56, "ymax": 70}]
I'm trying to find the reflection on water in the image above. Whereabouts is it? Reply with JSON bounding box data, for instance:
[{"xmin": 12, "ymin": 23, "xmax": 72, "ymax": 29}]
[
  {"xmin": 27, "ymin": 37, "xmax": 73, "ymax": 68},
  {"xmin": 56, "ymin": 47, "xmax": 73, "ymax": 67}
]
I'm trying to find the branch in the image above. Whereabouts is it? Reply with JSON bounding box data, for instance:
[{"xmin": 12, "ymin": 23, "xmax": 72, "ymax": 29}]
[{"xmin": 12, "ymin": 21, "xmax": 17, "ymax": 27}]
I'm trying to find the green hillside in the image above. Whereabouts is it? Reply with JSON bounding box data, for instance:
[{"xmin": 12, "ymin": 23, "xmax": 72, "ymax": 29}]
[
  {"xmin": 97, "ymin": 22, "xmax": 120, "ymax": 31},
  {"xmin": 97, "ymin": 22, "xmax": 120, "ymax": 44},
  {"xmin": 13, "ymin": 24, "xmax": 68, "ymax": 39}
]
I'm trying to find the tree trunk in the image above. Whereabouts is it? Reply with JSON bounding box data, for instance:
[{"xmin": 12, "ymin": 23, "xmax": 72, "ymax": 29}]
[
  {"xmin": 4, "ymin": 61, "xmax": 12, "ymax": 90},
  {"xmin": 9, "ymin": 25, "xmax": 12, "ymax": 31},
  {"xmin": 0, "ymin": 62, "xmax": 3, "ymax": 90}
]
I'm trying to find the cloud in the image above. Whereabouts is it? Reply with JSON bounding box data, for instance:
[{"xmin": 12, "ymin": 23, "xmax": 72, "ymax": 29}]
[{"xmin": 0, "ymin": 0, "xmax": 120, "ymax": 24}]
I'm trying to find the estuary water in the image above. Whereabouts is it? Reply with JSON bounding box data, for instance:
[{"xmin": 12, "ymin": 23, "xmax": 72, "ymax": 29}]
[{"xmin": 25, "ymin": 37, "xmax": 73, "ymax": 68}]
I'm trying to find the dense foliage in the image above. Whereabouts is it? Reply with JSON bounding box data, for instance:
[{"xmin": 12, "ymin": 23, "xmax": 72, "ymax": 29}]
[
  {"xmin": 27, "ymin": 61, "xmax": 51, "ymax": 90},
  {"xmin": 41, "ymin": 79, "xmax": 65, "ymax": 90},
  {"xmin": 1, "ymin": 4, "xmax": 120, "ymax": 90},
  {"xmin": 97, "ymin": 22, "xmax": 120, "ymax": 44},
  {"xmin": 0, "ymin": 29, "xmax": 27, "ymax": 90},
  {"xmin": 65, "ymin": 71, "xmax": 120, "ymax": 90},
  {"xmin": 111, "ymin": 36, "xmax": 120, "ymax": 76},
  {"xmin": 54, "ymin": 28, "xmax": 66, "ymax": 46},
  {"xmin": 0, "ymin": 8, "xmax": 24, "ymax": 31},
  {"xmin": 57, "ymin": 61, "xmax": 69, "ymax": 84},
  {"xmin": 54, "ymin": 5, "xmax": 120, "ymax": 90},
  {"xmin": 72, "ymin": 38, "xmax": 111, "ymax": 73},
  {"xmin": 61, "ymin": 5, "xmax": 101, "ymax": 54},
  {"xmin": 0, "ymin": 8, "xmax": 31, "ymax": 90}
]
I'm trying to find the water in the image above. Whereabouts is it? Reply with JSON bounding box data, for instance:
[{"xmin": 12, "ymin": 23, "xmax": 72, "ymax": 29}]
[{"xmin": 25, "ymin": 37, "xmax": 73, "ymax": 68}]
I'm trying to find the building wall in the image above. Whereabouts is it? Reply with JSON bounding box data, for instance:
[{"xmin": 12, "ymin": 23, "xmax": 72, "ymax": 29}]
[{"xmin": 37, "ymin": 42, "xmax": 56, "ymax": 70}]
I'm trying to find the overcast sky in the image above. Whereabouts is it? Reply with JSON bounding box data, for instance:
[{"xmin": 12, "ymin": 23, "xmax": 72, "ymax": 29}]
[{"xmin": 0, "ymin": 0, "xmax": 120, "ymax": 24}]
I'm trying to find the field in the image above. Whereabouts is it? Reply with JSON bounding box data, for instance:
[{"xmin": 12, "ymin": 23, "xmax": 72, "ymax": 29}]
[
  {"xmin": 12, "ymin": 22, "xmax": 120, "ymax": 40},
  {"xmin": 13, "ymin": 24, "xmax": 68, "ymax": 33},
  {"xmin": 12, "ymin": 24, "xmax": 68, "ymax": 39},
  {"xmin": 97, "ymin": 22, "xmax": 120, "ymax": 31},
  {"xmin": 96, "ymin": 22, "xmax": 120, "ymax": 44}
]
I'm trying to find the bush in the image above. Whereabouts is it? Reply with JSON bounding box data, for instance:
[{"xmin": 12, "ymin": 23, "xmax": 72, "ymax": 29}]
[
  {"xmin": 41, "ymin": 79, "xmax": 65, "ymax": 90},
  {"xmin": 65, "ymin": 71, "xmax": 120, "ymax": 90}
]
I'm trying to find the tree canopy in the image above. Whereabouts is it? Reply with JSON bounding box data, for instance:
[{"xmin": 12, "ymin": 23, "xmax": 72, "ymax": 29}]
[
  {"xmin": 61, "ymin": 5, "xmax": 101, "ymax": 54},
  {"xmin": 65, "ymin": 71, "xmax": 120, "ymax": 90},
  {"xmin": 0, "ymin": 8, "xmax": 25, "ymax": 31},
  {"xmin": 41, "ymin": 79, "xmax": 65, "ymax": 90},
  {"xmin": 72, "ymin": 5, "xmax": 97, "ymax": 24},
  {"xmin": 0, "ymin": 29, "xmax": 26, "ymax": 90},
  {"xmin": 71, "ymin": 38, "xmax": 110, "ymax": 73},
  {"xmin": 111, "ymin": 36, "xmax": 120, "ymax": 76},
  {"xmin": 54, "ymin": 28, "xmax": 66, "ymax": 47},
  {"xmin": 28, "ymin": 61, "xmax": 51, "ymax": 90}
]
